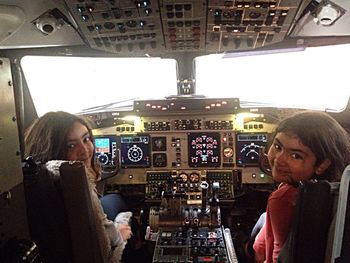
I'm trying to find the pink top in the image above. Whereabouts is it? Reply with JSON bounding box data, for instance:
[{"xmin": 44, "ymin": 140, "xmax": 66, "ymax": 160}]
[{"xmin": 253, "ymin": 183, "xmax": 299, "ymax": 263}]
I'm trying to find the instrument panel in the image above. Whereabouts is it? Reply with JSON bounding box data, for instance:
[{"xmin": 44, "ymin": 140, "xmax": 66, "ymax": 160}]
[
  {"xmin": 91, "ymin": 108, "xmax": 278, "ymax": 194},
  {"xmin": 107, "ymin": 130, "xmax": 268, "ymax": 170}
]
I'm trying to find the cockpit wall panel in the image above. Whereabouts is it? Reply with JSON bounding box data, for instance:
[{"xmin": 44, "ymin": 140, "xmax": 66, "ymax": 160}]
[
  {"xmin": 0, "ymin": 57, "xmax": 22, "ymax": 193},
  {"xmin": 0, "ymin": 58, "xmax": 30, "ymax": 258}
]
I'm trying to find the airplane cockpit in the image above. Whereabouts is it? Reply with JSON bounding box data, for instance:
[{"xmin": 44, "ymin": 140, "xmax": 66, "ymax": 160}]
[{"xmin": 1, "ymin": 0, "xmax": 350, "ymax": 262}]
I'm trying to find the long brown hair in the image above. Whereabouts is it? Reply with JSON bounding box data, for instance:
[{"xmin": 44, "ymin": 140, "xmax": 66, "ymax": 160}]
[{"xmin": 24, "ymin": 111, "xmax": 100, "ymax": 175}]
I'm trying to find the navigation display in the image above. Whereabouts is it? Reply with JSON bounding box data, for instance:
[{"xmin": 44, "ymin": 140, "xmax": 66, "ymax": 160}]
[
  {"xmin": 94, "ymin": 135, "xmax": 117, "ymax": 166},
  {"xmin": 188, "ymin": 132, "xmax": 220, "ymax": 167},
  {"xmin": 120, "ymin": 134, "xmax": 151, "ymax": 168},
  {"xmin": 236, "ymin": 133, "xmax": 268, "ymax": 166}
]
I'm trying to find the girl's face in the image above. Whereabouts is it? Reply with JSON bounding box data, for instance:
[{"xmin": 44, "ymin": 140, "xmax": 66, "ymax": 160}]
[
  {"xmin": 65, "ymin": 121, "xmax": 94, "ymax": 168},
  {"xmin": 268, "ymin": 132, "xmax": 328, "ymax": 184}
]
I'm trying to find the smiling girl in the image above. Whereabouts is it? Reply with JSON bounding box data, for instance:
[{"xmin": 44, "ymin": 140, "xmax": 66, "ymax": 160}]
[
  {"xmin": 253, "ymin": 111, "xmax": 350, "ymax": 263},
  {"xmin": 24, "ymin": 111, "xmax": 132, "ymax": 262}
]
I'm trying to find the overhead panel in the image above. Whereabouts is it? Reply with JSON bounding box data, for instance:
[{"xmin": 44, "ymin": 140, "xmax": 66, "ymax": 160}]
[
  {"xmin": 161, "ymin": 0, "xmax": 207, "ymax": 52},
  {"xmin": 65, "ymin": 0, "xmax": 165, "ymax": 54},
  {"xmin": 65, "ymin": 0, "xmax": 303, "ymax": 55},
  {"xmin": 206, "ymin": 0, "xmax": 303, "ymax": 52}
]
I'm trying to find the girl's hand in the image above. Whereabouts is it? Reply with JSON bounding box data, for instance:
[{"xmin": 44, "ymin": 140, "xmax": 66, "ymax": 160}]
[{"xmin": 118, "ymin": 223, "xmax": 132, "ymax": 241}]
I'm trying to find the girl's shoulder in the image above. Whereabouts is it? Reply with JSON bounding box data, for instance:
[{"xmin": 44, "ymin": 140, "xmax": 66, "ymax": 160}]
[{"xmin": 270, "ymin": 183, "xmax": 298, "ymax": 199}]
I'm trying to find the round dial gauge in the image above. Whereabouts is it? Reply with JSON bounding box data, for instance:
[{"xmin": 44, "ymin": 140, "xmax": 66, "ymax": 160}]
[
  {"xmin": 223, "ymin": 147, "xmax": 234, "ymax": 158},
  {"xmin": 179, "ymin": 173, "xmax": 188, "ymax": 183},
  {"xmin": 189, "ymin": 173, "xmax": 200, "ymax": 183},
  {"xmin": 97, "ymin": 153, "xmax": 109, "ymax": 164}
]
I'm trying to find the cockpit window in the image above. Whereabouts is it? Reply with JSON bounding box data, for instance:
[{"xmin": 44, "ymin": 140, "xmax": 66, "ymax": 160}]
[
  {"xmin": 21, "ymin": 56, "xmax": 178, "ymax": 116},
  {"xmin": 195, "ymin": 43, "xmax": 350, "ymax": 111},
  {"xmin": 21, "ymin": 44, "xmax": 350, "ymax": 116}
]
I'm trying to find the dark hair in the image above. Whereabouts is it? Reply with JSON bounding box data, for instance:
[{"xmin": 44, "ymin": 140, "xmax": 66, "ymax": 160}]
[
  {"xmin": 273, "ymin": 111, "xmax": 350, "ymax": 181},
  {"xmin": 24, "ymin": 111, "xmax": 99, "ymax": 174}
]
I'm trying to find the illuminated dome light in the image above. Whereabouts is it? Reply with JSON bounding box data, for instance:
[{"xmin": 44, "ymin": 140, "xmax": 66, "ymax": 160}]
[{"xmin": 180, "ymin": 106, "xmax": 186, "ymax": 110}]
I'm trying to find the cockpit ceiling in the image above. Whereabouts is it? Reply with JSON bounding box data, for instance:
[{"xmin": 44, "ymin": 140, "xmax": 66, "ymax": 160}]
[
  {"xmin": 0, "ymin": 0, "xmax": 349, "ymax": 55},
  {"xmin": 65, "ymin": 0, "xmax": 304, "ymax": 55}
]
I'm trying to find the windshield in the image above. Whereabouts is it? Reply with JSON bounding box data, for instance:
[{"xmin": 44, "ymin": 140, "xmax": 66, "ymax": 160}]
[
  {"xmin": 21, "ymin": 56, "xmax": 178, "ymax": 116},
  {"xmin": 195, "ymin": 43, "xmax": 350, "ymax": 111},
  {"xmin": 21, "ymin": 43, "xmax": 350, "ymax": 116}
]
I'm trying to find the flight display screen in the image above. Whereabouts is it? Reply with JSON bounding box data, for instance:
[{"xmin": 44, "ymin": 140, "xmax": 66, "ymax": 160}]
[
  {"xmin": 236, "ymin": 133, "xmax": 268, "ymax": 166},
  {"xmin": 95, "ymin": 138, "xmax": 110, "ymax": 153},
  {"xmin": 120, "ymin": 134, "xmax": 151, "ymax": 168},
  {"xmin": 94, "ymin": 135, "xmax": 117, "ymax": 166},
  {"xmin": 188, "ymin": 132, "xmax": 220, "ymax": 167}
]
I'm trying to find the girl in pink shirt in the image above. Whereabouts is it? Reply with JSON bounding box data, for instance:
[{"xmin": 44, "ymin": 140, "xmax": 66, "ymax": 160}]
[{"xmin": 253, "ymin": 111, "xmax": 350, "ymax": 263}]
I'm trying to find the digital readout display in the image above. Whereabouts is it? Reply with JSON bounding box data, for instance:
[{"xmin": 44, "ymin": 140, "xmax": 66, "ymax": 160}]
[{"xmin": 188, "ymin": 133, "xmax": 220, "ymax": 167}]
